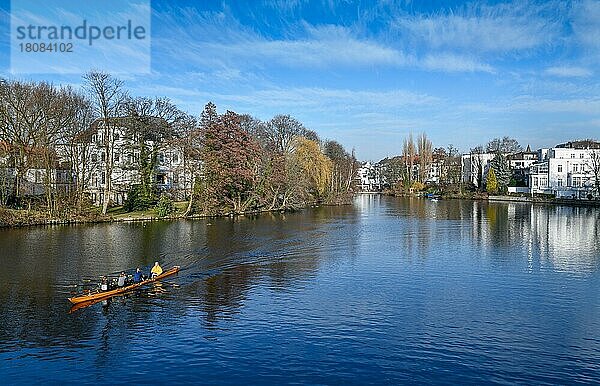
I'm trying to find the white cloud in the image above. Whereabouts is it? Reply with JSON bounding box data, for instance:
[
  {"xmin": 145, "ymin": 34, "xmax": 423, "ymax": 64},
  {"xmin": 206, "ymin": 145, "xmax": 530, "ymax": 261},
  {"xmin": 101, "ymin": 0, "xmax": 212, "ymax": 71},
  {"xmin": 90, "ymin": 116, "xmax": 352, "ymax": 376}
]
[
  {"xmin": 210, "ymin": 31, "xmax": 409, "ymax": 68},
  {"xmin": 461, "ymin": 96, "xmax": 600, "ymax": 116},
  {"xmin": 199, "ymin": 87, "xmax": 440, "ymax": 112},
  {"xmin": 392, "ymin": 2, "xmax": 561, "ymax": 53},
  {"xmin": 152, "ymin": 9, "xmax": 495, "ymax": 73},
  {"xmin": 422, "ymin": 53, "xmax": 494, "ymax": 73},
  {"xmin": 510, "ymin": 97, "xmax": 600, "ymax": 115},
  {"xmin": 544, "ymin": 66, "xmax": 593, "ymax": 78}
]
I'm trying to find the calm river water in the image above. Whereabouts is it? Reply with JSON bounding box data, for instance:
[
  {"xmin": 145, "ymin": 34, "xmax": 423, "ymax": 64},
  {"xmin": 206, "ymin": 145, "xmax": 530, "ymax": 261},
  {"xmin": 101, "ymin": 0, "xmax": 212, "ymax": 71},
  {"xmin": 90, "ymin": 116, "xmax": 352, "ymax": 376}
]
[{"xmin": 1, "ymin": 196, "xmax": 600, "ymax": 384}]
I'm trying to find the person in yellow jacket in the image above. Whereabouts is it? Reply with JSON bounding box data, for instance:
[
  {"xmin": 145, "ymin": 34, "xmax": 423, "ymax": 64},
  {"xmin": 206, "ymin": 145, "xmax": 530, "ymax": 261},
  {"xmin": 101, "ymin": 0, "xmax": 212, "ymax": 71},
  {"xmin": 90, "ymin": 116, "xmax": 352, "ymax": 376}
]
[{"xmin": 151, "ymin": 262, "xmax": 163, "ymax": 278}]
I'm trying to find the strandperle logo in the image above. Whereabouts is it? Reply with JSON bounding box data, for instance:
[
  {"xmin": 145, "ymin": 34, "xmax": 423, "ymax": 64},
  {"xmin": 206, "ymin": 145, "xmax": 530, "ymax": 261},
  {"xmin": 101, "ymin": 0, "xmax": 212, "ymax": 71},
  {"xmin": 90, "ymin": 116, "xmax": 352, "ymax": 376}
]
[
  {"xmin": 10, "ymin": 0, "xmax": 150, "ymax": 74},
  {"xmin": 15, "ymin": 20, "xmax": 147, "ymax": 46}
]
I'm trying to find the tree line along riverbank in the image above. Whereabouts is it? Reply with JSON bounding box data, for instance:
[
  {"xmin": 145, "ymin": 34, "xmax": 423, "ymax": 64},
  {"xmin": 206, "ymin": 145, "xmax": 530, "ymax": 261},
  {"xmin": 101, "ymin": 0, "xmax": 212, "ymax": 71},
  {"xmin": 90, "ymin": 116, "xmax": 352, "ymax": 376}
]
[{"xmin": 0, "ymin": 73, "xmax": 357, "ymax": 225}]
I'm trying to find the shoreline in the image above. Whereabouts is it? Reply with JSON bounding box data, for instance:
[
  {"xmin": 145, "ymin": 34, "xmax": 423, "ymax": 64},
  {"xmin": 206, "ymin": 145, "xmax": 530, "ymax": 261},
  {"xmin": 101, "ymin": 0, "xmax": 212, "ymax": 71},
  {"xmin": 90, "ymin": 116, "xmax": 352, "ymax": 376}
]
[
  {"xmin": 2, "ymin": 193, "xmax": 599, "ymax": 228},
  {"xmin": 381, "ymin": 191, "xmax": 600, "ymax": 208},
  {"xmin": 0, "ymin": 201, "xmax": 353, "ymax": 229},
  {"xmin": 486, "ymin": 195, "xmax": 600, "ymax": 207}
]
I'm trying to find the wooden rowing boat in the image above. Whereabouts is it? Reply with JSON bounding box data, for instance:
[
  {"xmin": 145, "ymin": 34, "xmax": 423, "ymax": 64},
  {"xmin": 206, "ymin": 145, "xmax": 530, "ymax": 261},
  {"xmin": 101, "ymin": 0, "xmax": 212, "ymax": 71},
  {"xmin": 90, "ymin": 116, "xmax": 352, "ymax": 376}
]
[{"xmin": 67, "ymin": 266, "xmax": 180, "ymax": 304}]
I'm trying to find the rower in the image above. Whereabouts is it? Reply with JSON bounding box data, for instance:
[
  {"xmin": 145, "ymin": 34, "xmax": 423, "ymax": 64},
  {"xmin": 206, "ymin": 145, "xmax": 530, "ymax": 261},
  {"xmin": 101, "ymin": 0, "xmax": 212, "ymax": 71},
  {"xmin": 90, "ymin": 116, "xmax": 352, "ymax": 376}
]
[
  {"xmin": 117, "ymin": 272, "xmax": 126, "ymax": 287},
  {"xmin": 100, "ymin": 276, "xmax": 108, "ymax": 291},
  {"xmin": 151, "ymin": 262, "xmax": 163, "ymax": 278},
  {"xmin": 133, "ymin": 268, "xmax": 143, "ymax": 283}
]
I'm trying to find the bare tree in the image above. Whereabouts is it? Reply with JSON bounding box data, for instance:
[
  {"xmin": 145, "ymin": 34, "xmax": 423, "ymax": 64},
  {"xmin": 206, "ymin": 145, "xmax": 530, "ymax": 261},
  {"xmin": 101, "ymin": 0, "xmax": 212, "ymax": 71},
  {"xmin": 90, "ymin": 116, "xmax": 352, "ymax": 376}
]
[
  {"xmin": 417, "ymin": 133, "xmax": 433, "ymax": 182},
  {"xmin": 590, "ymin": 149, "xmax": 600, "ymax": 197},
  {"xmin": 62, "ymin": 92, "xmax": 95, "ymax": 212},
  {"xmin": 445, "ymin": 144, "xmax": 462, "ymax": 186},
  {"xmin": 168, "ymin": 114, "xmax": 200, "ymax": 216},
  {"xmin": 469, "ymin": 145, "xmax": 485, "ymax": 190},
  {"xmin": 265, "ymin": 115, "xmax": 311, "ymax": 154},
  {"xmin": 83, "ymin": 71, "xmax": 127, "ymax": 214},
  {"xmin": 486, "ymin": 136, "xmax": 522, "ymax": 154},
  {"xmin": 37, "ymin": 84, "xmax": 83, "ymax": 214},
  {"xmin": 402, "ymin": 133, "xmax": 416, "ymax": 185},
  {"xmin": 324, "ymin": 140, "xmax": 357, "ymax": 195},
  {"xmin": 0, "ymin": 80, "xmax": 45, "ymax": 200}
]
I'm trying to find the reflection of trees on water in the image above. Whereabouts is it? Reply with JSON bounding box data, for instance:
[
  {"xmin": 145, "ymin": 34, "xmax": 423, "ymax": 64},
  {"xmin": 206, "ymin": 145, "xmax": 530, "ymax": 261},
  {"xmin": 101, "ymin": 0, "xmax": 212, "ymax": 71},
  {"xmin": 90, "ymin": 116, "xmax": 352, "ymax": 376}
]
[
  {"xmin": 4, "ymin": 197, "xmax": 596, "ymax": 356},
  {"xmin": 0, "ymin": 207, "xmax": 359, "ymax": 353},
  {"xmin": 183, "ymin": 205, "xmax": 360, "ymax": 328}
]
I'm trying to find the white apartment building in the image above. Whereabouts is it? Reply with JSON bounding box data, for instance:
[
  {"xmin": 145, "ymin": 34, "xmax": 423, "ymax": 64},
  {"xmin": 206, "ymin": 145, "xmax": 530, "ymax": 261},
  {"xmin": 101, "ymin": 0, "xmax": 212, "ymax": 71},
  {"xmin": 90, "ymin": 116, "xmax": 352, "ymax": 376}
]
[
  {"xmin": 426, "ymin": 158, "xmax": 443, "ymax": 184},
  {"xmin": 546, "ymin": 142, "xmax": 599, "ymax": 199},
  {"xmin": 356, "ymin": 162, "xmax": 383, "ymax": 191},
  {"xmin": 507, "ymin": 145, "xmax": 538, "ymax": 170},
  {"xmin": 507, "ymin": 145, "xmax": 539, "ymax": 186},
  {"xmin": 84, "ymin": 118, "xmax": 191, "ymax": 205},
  {"xmin": 528, "ymin": 141, "xmax": 599, "ymax": 199},
  {"xmin": 529, "ymin": 161, "xmax": 549, "ymax": 194}
]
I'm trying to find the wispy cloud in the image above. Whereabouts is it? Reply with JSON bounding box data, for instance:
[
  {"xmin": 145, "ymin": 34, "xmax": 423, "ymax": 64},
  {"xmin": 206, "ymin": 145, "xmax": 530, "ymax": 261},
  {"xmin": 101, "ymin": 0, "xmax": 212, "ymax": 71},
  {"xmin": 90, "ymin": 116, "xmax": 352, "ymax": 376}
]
[
  {"xmin": 463, "ymin": 96, "xmax": 600, "ymax": 116},
  {"xmin": 544, "ymin": 66, "xmax": 593, "ymax": 78},
  {"xmin": 211, "ymin": 26, "xmax": 409, "ymax": 68},
  {"xmin": 510, "ymin": 97, "xmax": 600, "ymax": 115},
  {"xmin": 152, "ymin": 8, "xmax": 495, "ymax": 73},
  {"xmin": 422, "ymin": 53, "xmax": 494, "ymax": 73},
  {"xmin": 391, "ymin": 1, "xmax": 562, "ymax": 54}
]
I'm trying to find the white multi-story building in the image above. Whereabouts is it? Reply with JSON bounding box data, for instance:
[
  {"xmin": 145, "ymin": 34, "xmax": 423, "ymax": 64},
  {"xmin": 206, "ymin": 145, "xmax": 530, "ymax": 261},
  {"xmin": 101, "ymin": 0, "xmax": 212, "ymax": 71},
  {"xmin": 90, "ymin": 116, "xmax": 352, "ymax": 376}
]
[
  {"xmin": 529, "ymin": 161, "xmax": 549, "ymax": 194},
  {"xmin": 82, "ymin": 118, "xmax": 191, "ymax": 205},
  {"xmin": 506, "ymin": 145, "xmax": 540, "ymax": 186},
  {"xmin": 545, "ymin": 141, "xmax": 599, "ymax": 199},
  {"xmin": 426, "ymin": 157, "xmax": 444, "ymax": 184},
  {"xmin": 356, "ymin": 161, "xmax": 383, "ymax": 191},
  {"xmin": 507, "ymin": 145, "xmax": 538, "ymax": 170},
  {"xmin": 528, "ymin": 140, "xmax": 599, "ymax": 199}
]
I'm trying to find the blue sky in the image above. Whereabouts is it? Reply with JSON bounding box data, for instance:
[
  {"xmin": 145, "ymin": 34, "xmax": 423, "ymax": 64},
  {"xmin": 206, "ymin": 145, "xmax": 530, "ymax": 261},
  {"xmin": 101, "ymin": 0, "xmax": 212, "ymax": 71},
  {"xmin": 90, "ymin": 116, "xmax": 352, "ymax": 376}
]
[{"xmin": 0, "ymin": 0, "xmax": 599, "ymax": 160}]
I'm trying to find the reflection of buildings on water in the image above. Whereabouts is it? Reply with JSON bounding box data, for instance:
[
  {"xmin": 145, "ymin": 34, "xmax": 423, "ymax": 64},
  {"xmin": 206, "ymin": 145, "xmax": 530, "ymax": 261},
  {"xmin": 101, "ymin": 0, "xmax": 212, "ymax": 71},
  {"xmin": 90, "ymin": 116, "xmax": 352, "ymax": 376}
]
[{"xmin": 472, "ymin": 201, "xmax": 600, "ymax": 273}]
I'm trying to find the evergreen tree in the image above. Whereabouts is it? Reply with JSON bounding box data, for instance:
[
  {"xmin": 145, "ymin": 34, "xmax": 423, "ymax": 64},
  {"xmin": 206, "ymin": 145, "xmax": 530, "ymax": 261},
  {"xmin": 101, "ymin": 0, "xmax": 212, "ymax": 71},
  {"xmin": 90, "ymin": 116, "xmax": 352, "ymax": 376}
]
[{"xmin": 489, "ymin": 153, "xmax": 511, "ymax": 191}]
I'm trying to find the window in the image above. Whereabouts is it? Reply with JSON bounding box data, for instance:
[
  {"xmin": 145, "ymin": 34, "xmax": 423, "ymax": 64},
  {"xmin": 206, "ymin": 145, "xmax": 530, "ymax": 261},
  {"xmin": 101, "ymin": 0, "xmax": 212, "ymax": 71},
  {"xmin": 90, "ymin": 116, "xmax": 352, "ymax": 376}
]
[
  {"xmin": 558, "ymin": 165, "xmax": 563, "ymax": 172},
  {"xmin": 114, "ymin": 153, "xmax": 120, "ymax": 162},
  {"xmin": 173, "ymin": 154, "xmax": 179, "ymax": 163},
  {"xmin": 101, "ymin": 152, "xmax": 106, "ymax": 162},
  {"xmin": 91, "ymin": 153, "xmax": 98, "ymax": 163},
  {"xmin": 573, "ymin": 164, "xmax": 578, "ymax": 172},
  {"xmin": 558, "ymin": 178, "xmax": 563, "ymax": 187},
  {"xmin": 581, "ymin": 153, "xmax": 585, "ymax": 158},
  {"xmin": 571, "ymin": 153, "xmax": 575, "ymax": 158},
  {"xmin": 158, "ymin": 153, "xmax": 165, "ymax": 164},
  {"xmin": 173, "ymin": 174, "xmax": 179, "ymax": 184},
  {"xmin": 101, "ymin": 172, "xmax": 106, "ymax": 185}
]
